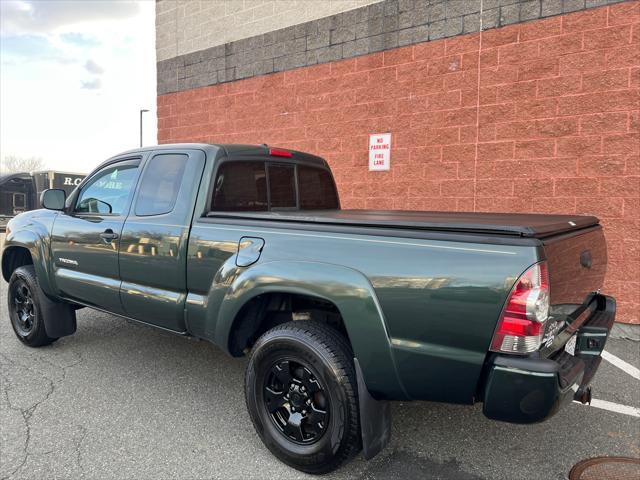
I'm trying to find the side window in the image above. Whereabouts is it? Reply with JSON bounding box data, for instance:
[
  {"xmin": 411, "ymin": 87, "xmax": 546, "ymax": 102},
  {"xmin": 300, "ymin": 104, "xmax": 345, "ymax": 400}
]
[
  {"xmin": 212, "ymin": 161, "xmax": 267, "ymax": 211},
  {"xmin": 135, "ymin": 154, "xmax": 188, "ymax": 216},
  {"xmin": 13, "ymin": 193, "xmax": 26, "ymax": 209},
  {"xmin": 298, "ymin": 166, "xmax": 339, "ymax": 210},
  {"xmin": 75, "ymin": 163, "xmax": 138, "ymax": 215},
  {"xmin": 268, "ymin": 164, "xmax": 296, "ymax": 209}
]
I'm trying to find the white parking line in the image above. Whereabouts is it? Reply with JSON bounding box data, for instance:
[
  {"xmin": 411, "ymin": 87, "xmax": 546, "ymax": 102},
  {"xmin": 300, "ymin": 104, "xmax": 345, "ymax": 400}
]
[
  {"xmin": 573, "ymin": 350, "xmax": 640, "ymax": 417},
  {"xmin": 574, "ymin": 399, "xmax": 640, "ymax": 418},
  {"xmin": 602, "ymin": 350, "xmax": 640, "ymax": 381}
]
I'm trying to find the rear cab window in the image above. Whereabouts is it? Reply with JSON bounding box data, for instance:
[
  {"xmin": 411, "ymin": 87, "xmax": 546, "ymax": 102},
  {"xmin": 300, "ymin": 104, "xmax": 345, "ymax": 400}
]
[
  {"xmin": 212, "ymin": 161, "xmax": 268, "ymax": 211},
  {"xmin": 298, "ymin": 166, "xmax": 339, "ymax": 210},
  {"xmin": 210, "ymin": 160, "xmax": 338, "ymax": 213},
  {"xmin": 267, "ymin": 164, "xmax": 296, "ymax": 210}
]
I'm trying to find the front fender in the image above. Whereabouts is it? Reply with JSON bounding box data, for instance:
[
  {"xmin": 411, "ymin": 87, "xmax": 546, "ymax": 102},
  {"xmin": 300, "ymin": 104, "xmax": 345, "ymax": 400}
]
[
  {"xmin": 2, "ymin": 213, "xmax": 56, "ymax": 296},
  {"xmin": 217, "ymin": 260, "xmax": 408, "ymax": 399}
]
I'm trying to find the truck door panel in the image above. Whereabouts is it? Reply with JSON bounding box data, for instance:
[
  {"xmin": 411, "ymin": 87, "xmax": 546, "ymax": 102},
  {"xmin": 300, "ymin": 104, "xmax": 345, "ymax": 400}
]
[
  {"xmin": 50, "ymin": 158, "xmax": 142, "ymax": 313},
  {"xmin": 119, "ymin": 150, "xmax": 205, "ymax": 332}
]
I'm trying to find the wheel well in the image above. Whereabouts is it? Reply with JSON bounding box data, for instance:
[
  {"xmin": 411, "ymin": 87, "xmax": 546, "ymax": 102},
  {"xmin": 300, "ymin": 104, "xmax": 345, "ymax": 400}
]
[
  {"xmin": 2, "ymin": 247, "xmax": 33, "ymax": 282},
  {"xmin": 228, "ymin": 292, "xmax": 352, "ymax": 357}
]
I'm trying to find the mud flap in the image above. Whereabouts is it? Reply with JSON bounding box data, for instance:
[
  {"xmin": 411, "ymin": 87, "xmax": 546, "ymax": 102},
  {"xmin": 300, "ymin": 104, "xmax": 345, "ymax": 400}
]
[
  {"xmin": 38, "ymin": 290, "xmax": 77, "ymax": 339},
  {"xmin": 354, "ymin": 358, "xmax": 391, "ymax": 460}
]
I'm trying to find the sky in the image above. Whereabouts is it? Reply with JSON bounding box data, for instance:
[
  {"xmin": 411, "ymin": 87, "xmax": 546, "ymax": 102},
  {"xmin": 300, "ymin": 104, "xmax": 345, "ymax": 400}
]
[{"xmin": 0, "ymin": 0, "xmax": 157, "ymax": 173}]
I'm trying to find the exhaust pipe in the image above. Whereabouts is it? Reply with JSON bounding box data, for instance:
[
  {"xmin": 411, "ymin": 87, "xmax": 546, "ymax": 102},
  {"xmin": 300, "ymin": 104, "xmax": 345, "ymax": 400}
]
[{"xmin": 574, "ymin": 386, "xmax": 592, "ymax": 405}]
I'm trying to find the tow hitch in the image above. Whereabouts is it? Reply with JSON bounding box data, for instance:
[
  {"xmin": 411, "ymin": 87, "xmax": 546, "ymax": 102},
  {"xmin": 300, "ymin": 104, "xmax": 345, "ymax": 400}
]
[{"xmin": 574, "ymin": 386, "xmax": 592, "ymax": 405}]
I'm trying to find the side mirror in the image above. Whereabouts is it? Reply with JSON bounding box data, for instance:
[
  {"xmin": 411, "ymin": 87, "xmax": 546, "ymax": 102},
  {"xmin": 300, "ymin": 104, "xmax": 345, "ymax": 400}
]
[{"xmin": 41, "ymin": 189, "xmax": 66, "ymax": 211}]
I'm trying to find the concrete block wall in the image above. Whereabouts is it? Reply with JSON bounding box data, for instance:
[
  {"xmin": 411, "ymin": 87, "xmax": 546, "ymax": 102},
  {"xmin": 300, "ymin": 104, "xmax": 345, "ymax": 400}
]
[
  {"xmin": 156, "ymin": 0, "xmax": 382, "ymax": 63},
  {"xmin": 157, "ymin": 0, "xmax": 629, "ymax": 94}
]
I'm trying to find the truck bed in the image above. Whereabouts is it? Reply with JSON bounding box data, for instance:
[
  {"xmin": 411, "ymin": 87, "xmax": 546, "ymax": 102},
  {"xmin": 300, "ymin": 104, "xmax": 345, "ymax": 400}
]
[{"xmin": 207, "ymin": 210, "xmax": 599, "ymax": 238}]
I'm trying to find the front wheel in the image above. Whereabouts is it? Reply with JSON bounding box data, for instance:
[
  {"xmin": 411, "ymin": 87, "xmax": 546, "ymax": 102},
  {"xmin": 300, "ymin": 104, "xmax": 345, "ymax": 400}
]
[
  {"xmin": 245, "ymin": 321, "xmax": 361, "ymax": 474},
  {"xmin": 7, "ymin": 266, "xmax": 57, "ymax": 347}
]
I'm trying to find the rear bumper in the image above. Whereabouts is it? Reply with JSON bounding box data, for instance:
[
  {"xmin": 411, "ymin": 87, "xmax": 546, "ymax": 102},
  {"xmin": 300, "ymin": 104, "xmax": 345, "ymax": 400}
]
[{"xmin": 482, "ymin": 294, "xmax": 616, "ymax": 424}]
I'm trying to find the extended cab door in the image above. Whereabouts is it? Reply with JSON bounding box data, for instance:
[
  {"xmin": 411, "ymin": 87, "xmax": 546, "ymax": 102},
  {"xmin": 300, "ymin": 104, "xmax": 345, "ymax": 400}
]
[
  {"xmin": 118, "ymin": 149, "xmax": 205, "ymax": 332},
  {"xmin": 50, "ymin": 157, "xmax": 142, "ymax": 313}
]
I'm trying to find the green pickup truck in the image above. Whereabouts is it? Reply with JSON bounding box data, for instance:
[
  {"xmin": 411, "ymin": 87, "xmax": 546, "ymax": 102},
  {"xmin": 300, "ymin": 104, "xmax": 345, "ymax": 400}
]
[{"xmin": 2, "ymin": 144, "xmax": 615, "ymax": 473}]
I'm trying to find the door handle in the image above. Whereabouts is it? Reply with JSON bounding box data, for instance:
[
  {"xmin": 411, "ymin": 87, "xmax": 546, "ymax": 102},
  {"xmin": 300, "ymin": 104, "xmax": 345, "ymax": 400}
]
[{"xmin": 100, "ymin": 229, "xmax": 119, "ymax": 243}]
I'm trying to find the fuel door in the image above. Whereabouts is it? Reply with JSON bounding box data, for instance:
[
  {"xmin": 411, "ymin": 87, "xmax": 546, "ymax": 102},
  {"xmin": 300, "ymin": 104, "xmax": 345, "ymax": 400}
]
[{"xmin": 236, "ymin": 236, "xmax": 265, "ymax": 267}]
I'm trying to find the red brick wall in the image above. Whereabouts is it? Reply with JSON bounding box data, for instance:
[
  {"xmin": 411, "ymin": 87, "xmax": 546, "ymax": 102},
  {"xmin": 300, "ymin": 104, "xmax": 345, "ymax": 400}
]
[{"xmin": 158, "ymin": 2, "xmax": 640, "ymax": 324}]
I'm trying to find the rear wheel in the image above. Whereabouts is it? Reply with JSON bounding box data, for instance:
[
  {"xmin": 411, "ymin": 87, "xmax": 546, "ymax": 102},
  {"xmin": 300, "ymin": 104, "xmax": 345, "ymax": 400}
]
[
  {"xmin": 245, "ymin": 321, "xmax": 361, "ymax": 474},
  {"xmin": 7, "ymin": 266, "xmax": 57, "ymax": 347}
]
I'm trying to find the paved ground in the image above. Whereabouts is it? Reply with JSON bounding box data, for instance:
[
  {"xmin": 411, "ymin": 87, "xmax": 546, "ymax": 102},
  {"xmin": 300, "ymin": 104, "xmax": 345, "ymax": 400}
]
[{"xmin": 1, "ymin": 235, "xmax": 638, "ymax": 479}]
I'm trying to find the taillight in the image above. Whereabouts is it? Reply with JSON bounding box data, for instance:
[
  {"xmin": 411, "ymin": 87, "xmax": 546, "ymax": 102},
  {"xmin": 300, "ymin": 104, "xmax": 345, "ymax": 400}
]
[
  {"xmin": 269, "ymin": 148, "xmax": 292, "ymax": 158},
  {"xmin": 490, "ymin": 262, "xmax": 550, "ymax": 354}
]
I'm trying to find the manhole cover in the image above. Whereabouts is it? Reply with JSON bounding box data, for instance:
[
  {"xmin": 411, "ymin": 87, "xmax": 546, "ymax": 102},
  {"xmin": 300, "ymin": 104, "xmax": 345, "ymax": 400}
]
[{"xmin": 569, "ymin": 456, "xmax": 640, "ymax": 480}]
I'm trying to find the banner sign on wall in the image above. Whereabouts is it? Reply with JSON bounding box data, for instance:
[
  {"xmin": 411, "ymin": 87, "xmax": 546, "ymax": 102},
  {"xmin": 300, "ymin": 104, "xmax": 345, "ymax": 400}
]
[{"xmin": 369, "ymin": 133, "xmax": 391, "ymax": 171}]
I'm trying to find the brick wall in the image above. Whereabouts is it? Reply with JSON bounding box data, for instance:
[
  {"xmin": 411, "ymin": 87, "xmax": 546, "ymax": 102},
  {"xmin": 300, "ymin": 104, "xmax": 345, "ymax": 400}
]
[{"xmin": 158, "ymin": 2, "xmax": 640, "ymax": 323}]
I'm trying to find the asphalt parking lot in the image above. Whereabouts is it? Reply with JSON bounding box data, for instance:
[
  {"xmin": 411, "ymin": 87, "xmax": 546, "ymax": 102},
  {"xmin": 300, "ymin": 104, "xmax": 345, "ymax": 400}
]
[{"xmin": 0, "ymin": 237, "xmax": 638, "ymax": 480}]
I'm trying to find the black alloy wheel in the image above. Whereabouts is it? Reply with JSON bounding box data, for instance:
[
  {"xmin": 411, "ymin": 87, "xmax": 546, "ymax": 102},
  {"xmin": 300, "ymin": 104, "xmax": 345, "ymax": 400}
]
[
  {"xmin": 7, "ymin": 265, "xmax": 57, "ymax": 347},
  {"xmin": 11, "ymin": 278, "xmax": 36, "ymax": 336},
  {"xmin": 263, "ymin": 359, "xmax": 329, "ymax": 444},
  {"xmin": 245, "ymin": 321, "xmax": 361, "ymax": 474}
]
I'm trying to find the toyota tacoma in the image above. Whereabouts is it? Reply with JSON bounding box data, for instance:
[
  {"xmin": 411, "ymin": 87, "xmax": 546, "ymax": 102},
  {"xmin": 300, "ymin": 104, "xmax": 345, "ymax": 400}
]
[{"xmin": 2, "ymin": 144, "xmax": 615, "ymax": 473}]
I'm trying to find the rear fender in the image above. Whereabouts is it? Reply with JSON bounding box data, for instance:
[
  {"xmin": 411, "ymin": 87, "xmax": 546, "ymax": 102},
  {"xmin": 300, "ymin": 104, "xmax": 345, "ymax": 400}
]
[{"xmin": 216, "ymin": 260, "xmax": 407, "ymax": 400}]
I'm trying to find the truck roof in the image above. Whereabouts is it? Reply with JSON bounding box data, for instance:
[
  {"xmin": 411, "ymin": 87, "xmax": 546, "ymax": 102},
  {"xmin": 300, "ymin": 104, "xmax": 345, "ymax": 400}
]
[
  {"xmin": 110, "ymin": 143, "xmax": 328, "ymax": 168},
  {"xmin": 210, "ymin": 209, "xmax": 600, "ymax": 238}
]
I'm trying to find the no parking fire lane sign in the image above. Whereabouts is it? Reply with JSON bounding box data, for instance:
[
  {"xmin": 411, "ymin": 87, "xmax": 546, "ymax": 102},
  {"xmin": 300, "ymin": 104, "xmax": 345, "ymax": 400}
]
[{"xmin": 369, "ymin": 133, "xmax": 391, "ymax": 171}]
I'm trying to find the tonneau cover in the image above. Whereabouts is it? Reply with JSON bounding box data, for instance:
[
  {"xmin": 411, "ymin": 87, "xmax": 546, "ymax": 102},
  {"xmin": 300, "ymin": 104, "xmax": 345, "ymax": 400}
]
[{"xmin": 208, "ymin": 209, "xmax": 599, "ymax": 238}]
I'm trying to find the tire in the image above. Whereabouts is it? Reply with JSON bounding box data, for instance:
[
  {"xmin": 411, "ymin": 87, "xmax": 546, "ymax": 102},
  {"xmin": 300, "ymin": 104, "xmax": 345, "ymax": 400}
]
[
  {"xmin": 245, "ymin": 321, "xmax": 361, "ymax": 474},
  {"xmin": 7, "ymin": 266, "xmax": 58, "ymax": 347}
]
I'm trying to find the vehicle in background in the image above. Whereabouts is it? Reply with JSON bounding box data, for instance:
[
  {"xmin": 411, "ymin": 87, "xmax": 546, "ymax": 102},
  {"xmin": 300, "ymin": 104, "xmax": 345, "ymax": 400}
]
[{"xmin": 0, "ymin": 171, "xmax": 85, "ymax": 230}]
